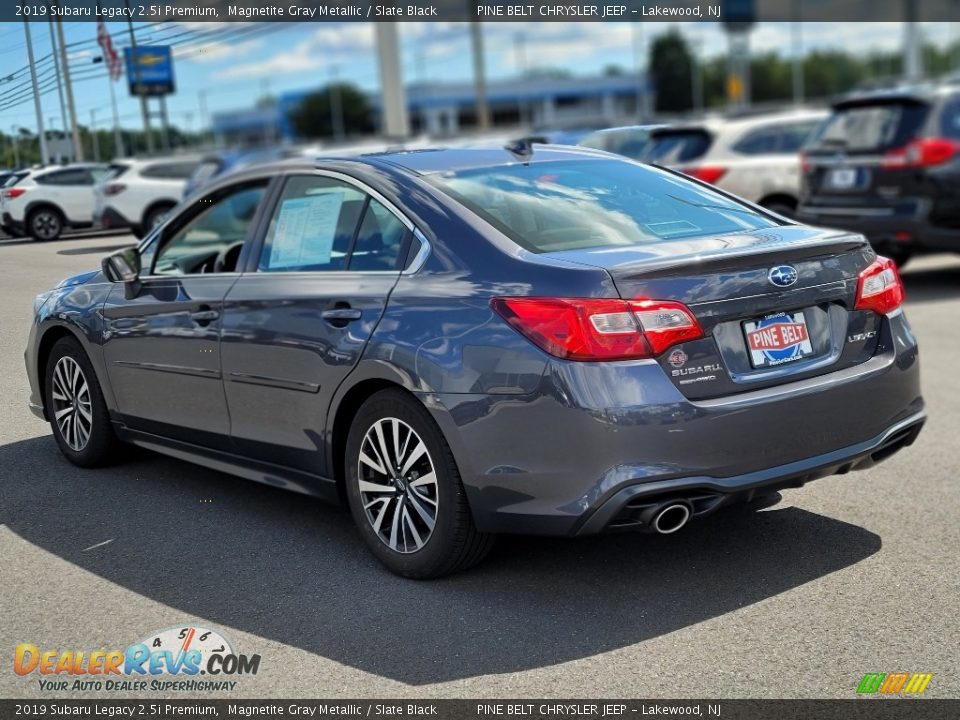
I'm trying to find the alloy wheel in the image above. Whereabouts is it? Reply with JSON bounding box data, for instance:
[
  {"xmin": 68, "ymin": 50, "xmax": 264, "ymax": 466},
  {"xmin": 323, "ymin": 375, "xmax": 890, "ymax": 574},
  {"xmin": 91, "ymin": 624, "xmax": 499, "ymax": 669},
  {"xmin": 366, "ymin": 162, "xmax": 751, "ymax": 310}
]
[
  {"xmin": 33, "ymin": 212, "xmax": 61, "ymax": 240},
  {"xmin": 51, "ymin": 356, "xmax": 93, "ymax": 451},
  {"xmin": 357, "ymin": 417, "xmax": 438, "ymax": 554}
]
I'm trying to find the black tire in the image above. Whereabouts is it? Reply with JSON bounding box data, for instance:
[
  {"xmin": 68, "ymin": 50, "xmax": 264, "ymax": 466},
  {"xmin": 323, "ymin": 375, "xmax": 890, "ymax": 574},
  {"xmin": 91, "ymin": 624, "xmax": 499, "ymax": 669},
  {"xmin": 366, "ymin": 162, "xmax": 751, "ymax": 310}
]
[
  {"xmin": 344, "ymin": 388, "xmax": 494, "ymax": 578},
  {"xmin": 28, "ymin": 206, "xmax": 65, "ymax": 241},
  {"xmin": 141, "ymin": 204, "xmax": 174, "ymax": 236},
  {"xmin": 44, "ymin": 336, "xmax": 119, "ymax": 468}
]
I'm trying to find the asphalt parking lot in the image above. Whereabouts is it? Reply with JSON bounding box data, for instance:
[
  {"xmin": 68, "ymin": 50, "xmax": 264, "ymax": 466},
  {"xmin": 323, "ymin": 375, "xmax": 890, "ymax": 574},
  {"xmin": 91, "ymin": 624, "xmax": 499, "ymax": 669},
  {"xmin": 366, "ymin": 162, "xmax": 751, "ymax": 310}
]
[{"xmin": 1, "ymin": 232, "xmax": 958, "ymax": 699}]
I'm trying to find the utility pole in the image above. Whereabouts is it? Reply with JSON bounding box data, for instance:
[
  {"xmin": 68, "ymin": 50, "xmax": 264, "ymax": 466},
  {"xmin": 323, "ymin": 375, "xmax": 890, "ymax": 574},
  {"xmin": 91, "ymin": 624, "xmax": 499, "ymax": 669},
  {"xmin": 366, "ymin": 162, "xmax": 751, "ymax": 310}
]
[
  {"xmin": 23, "ymin": 22, "xmax": 49, "ymax": 166},
  {"xmin": 11, "ymin": 125, "xmax": 21, "ymax": 168},
  {"xmin": 632, "ymin": 23, "xmax": 649, "ymax": 118},
  {"xmin": 470, "ymin": 22, "xmax": 491, "ymax": 131},
  {"xmin": 124, "ymin": 0, "xmax": 154, "ymax": 153},
  {"xmin": 329, "ymin": 66, "xmax": 345, "ymax": 143},
  {"xmin": 198, "ymin": 89, "xmax": 209, "ymax": 147},
  {"xmin": 55, "ymin": 17, "xmax": 83, "ymax": 161},
  {"xmin": 90, "ymin": 110, "xmax": 100, "ymax": 162},
  {"xmin": 48, "ymin": 15, "xmax": 70, "ymax": 160}
]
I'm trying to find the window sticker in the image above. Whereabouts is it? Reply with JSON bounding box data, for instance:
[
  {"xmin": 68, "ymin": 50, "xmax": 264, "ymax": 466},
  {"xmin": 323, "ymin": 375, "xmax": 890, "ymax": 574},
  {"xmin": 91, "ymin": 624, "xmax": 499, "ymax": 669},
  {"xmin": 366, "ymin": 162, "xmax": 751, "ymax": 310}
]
[{"xmin": 268, "ymin": 192, "xmax": 344, "ymax": 269}]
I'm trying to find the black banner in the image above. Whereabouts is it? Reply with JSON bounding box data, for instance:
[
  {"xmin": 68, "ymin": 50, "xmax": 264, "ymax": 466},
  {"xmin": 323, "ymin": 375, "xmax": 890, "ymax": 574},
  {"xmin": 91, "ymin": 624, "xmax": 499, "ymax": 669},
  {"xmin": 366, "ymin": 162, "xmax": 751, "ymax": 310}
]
[
  {"xmin": 7, "ymin": 0, "xmax": 960, "ymax": 23},
  {"xmin": 1, "ymin": 700, "xmax": 959, "ymax": 720}
]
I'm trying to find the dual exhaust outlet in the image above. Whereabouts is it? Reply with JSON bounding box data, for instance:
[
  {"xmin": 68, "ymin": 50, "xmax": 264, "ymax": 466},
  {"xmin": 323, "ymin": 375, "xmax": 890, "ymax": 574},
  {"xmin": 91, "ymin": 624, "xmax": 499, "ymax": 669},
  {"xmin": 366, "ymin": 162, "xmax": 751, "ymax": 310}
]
[{"xmin": 641, "ymin": 500, "xmax": 693, "ymax": 535}]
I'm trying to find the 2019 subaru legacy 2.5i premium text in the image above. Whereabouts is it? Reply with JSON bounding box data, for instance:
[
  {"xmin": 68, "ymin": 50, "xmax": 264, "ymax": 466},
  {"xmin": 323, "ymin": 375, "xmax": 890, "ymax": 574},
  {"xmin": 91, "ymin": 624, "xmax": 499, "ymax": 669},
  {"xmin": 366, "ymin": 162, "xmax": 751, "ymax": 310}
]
[{"xmin": 25, "ymin": 147, "xmax": 925, "ymax": 578}]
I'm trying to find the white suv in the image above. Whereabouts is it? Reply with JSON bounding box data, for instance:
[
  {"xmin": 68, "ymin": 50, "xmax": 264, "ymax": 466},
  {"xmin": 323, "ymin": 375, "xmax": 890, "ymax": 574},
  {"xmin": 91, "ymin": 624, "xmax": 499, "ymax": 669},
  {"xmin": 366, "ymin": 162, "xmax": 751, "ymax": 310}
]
[
  {"xmin": 1, "ymin": 164, "xmax": 108, "ymax": 241},
  {"xmin": 642, "ymin": 109, "xmax": 828, "ymax": 216},
  {"xmin": 94, "ymin": 156, "xmax": 200, "ymax": 238}
]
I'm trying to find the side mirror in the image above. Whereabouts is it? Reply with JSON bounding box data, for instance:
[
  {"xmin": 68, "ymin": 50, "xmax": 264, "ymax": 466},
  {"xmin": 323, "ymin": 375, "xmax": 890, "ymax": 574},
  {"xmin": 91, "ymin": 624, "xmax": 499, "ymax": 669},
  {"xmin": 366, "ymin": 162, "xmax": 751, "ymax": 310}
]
[{"xmin": 102, "ymin": 247, "xmax": 142, "ymax": 299}]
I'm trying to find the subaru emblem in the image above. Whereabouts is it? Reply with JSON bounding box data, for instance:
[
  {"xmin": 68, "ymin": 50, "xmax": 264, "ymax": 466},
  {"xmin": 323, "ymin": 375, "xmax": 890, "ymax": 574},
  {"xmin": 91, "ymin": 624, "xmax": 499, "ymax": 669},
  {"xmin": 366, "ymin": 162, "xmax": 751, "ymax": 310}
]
[{"xmin": 768, "ymin": 265, "xmax": 798, "ymax": 288}]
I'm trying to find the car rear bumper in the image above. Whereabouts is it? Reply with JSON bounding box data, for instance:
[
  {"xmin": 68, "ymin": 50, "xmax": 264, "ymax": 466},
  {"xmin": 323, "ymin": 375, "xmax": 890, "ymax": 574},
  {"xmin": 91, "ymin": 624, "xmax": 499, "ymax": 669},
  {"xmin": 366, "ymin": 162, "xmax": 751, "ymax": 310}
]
[
  {"xmin": 574, "ymin": 410, "xmax": 924, "ymax": 534},
  {"xmin": 93, "ymin": 205, "xmax": 132, "ymax": 231},
  {"xmin": 796, "ymin": 203, "xmax": 960, "ymax": 254},
  {"xmin": 428, "ymin": 311, "xmax": 923, "ymax": 536},
  {"xmin": 3, "ymin": 212, "xmax": 24, "ymax": 236}
]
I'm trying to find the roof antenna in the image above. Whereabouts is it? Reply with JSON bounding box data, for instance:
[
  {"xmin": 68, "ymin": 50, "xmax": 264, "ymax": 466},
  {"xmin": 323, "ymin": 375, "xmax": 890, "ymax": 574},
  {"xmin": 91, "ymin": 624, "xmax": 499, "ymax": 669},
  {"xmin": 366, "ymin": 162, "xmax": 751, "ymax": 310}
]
[{"xmin": 504, "ymin": 137, "xmax": 534, "ymax": 164}]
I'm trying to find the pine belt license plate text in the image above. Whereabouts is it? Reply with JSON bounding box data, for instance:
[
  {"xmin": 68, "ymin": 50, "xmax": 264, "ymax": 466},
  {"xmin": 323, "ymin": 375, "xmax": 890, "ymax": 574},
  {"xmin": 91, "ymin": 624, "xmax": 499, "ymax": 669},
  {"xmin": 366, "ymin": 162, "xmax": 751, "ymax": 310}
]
[{"xmin": 744, "ymin": 312, "xmax": 814, "ymax": 368}]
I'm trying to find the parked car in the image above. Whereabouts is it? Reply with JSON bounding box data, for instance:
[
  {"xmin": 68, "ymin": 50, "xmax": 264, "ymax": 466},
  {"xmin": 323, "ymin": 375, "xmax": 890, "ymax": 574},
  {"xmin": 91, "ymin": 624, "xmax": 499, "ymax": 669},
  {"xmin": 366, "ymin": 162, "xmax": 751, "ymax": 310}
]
[
  {"xmin": 642, "ymin": 109, "xmax": 828, "ymax": 216},
  {"xmin": 2, "ymin": 163, "xmax": 109, "ymax": 241},
  {"xmin": 183, "ymin": 146, "xmax": 308, "ymax": 198},
  {"xmin": 93, "ymin": 156, "xmax": 201, "ymax": 238},
  {"xmin": 797, "ymin": 85, "xmax": 960, "ymax": 267},
  {"xmin": 26, "ymin": 146, "xmax": 924, "ymax": 578},
  {"xmin": 578, "ymin": 125, "xmax": 664, "ymax": 160}
]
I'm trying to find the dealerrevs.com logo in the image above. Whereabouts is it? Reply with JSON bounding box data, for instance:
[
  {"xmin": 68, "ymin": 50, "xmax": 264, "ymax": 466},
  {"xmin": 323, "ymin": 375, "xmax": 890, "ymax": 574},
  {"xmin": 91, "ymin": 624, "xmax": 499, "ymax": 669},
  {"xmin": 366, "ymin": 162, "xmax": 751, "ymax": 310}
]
[{"xmin": 14, "ymin": 626, "xmax": 260, "ymax": 693}]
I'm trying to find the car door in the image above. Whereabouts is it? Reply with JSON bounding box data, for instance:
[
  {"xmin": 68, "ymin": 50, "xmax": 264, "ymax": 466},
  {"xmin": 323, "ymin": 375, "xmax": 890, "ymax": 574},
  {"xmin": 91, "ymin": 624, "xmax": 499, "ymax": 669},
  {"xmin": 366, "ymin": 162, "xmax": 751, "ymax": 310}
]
[
  {"xmin": 101, "ymin": 178, "xmax": 271, "ymax": 449},
  {"xmin": 220, "ymin": 172, "xmax": 414, "ymax": 475}
]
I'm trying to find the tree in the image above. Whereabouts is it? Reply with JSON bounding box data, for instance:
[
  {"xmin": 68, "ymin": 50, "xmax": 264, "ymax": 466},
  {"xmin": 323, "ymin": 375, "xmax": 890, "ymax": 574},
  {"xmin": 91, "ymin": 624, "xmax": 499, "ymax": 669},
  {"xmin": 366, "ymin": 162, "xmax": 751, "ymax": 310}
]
[
  {"xmin": 649, "ymin": 29, "xmax": 693, "ymax": 113},
  {"xmin": 288, "ymin": 83, "xmax": 373, "ymax": 140}
]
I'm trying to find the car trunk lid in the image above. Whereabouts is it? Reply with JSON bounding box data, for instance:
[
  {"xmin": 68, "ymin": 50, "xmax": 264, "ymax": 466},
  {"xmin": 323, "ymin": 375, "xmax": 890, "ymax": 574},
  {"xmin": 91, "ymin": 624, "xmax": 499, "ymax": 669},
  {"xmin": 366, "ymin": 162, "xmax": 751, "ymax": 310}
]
[{"xmin": 548, "ymin": 225, "xmax": 881, "ymax": 399}]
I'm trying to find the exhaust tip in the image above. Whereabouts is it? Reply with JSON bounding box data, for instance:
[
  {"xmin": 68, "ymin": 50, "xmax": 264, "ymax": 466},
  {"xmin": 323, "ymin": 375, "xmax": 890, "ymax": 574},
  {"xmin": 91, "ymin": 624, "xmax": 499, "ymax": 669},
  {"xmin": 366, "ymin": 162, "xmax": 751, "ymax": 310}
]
[{"xmin": 653, "ymin": 503, "xmax": 691, "ymax": 534}]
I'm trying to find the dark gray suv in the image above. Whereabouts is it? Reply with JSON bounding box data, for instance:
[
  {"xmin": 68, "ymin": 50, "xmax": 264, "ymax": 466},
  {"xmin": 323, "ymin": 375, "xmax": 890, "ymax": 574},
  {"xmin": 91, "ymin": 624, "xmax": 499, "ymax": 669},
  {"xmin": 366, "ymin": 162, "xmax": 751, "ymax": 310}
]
[{"xmin": 25, "ymin": 147, "xmax": 925, "ymax": 578}]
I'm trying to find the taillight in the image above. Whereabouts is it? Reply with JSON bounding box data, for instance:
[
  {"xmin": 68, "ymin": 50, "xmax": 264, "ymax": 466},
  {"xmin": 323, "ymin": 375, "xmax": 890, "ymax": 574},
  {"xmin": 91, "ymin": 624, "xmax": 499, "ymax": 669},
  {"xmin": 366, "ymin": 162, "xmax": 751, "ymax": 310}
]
[
  {"xmin": 490, "ymin": 297, "xmax": 703, "ymax": 361},
  {"xmin": 3, "ymin": 187, "xmax": 26, "ymax": 199},
  {"xmin": 855, "ymin": 256, "xmax": 905, "ymax": 316},
  {"xmin": 882, "ymin": 137, "xmax": 960, "ymax": 169},
  {"xmin": 683, "ymin": 166, "xmax": 727, "ymax": 184},
  {"xmin": 799, "ymin": 152, "xmax": 810, "ymax": 173},
  {"xmin": 103, "ymin": 183, "xmax": 126, "ymax": 196}
]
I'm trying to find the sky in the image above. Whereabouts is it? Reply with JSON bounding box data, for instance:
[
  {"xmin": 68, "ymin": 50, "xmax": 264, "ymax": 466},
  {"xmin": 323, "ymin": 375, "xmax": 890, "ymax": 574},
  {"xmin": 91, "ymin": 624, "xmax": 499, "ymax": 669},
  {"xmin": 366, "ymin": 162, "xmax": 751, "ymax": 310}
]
[{"xmin": 0, "ymin": 20, "xmax": 956, "ymax": 135}]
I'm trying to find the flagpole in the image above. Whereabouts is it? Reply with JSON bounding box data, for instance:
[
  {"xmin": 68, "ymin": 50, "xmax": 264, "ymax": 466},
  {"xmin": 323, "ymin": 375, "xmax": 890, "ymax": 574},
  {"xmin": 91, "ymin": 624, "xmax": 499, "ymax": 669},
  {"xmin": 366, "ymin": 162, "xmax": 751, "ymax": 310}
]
[{"xmin": 108, "ymin": 73, "xmax": 124, "ymax": 158}]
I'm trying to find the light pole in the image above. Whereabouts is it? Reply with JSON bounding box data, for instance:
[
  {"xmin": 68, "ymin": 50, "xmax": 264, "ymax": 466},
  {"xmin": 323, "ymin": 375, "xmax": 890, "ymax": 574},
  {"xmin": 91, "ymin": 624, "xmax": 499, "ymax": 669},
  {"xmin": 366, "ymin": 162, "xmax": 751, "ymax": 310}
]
[
  {"xmin": 47, "ymin": 15, "xmax": 70, "ymax": 160},
  {"xmin": 329, "ymin": 66, "xmax": 345, "ymax": 143}
]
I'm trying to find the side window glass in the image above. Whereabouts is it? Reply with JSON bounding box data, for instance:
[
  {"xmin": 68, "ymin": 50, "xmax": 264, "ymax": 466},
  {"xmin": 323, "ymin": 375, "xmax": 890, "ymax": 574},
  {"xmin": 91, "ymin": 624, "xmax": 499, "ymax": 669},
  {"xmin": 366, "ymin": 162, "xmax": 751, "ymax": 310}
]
[
  {"xmin": 348, "ymin": 199, "xmax": 408, "ymax": 271},
  {"xmin": 258, "ymin": 175, "xmax": 365, "ymax": 272},
  {"xmin": 779, "ymin": 121, "xmax": 820, "ymax": 152},
  {"xmin": 940, "ymin": 97, "xmax": 960, "ymax": 140},
  {"xmin": 733, "ymin": 129, "xmax": 778, "ymax": 155},
  {"xmin": 153, "ymin": 183, "xmax": 266, "ymax": 276}
]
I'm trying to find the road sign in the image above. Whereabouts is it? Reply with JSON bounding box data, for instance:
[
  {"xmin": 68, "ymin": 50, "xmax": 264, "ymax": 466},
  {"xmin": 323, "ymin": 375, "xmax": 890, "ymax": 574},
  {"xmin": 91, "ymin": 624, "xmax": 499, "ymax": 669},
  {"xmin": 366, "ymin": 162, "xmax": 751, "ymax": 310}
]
[{"xmin": 123, "ymin": 46, "xmax": 174, "ymax": 97}]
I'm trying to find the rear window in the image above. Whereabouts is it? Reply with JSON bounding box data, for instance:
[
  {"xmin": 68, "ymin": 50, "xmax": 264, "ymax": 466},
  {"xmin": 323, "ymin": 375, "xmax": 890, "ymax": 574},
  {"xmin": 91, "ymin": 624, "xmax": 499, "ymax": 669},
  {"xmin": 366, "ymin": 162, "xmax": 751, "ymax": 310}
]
[
  {"xmin": 732, "ymin": 120, "xmax": 822, "ymax": 155},
  {"xmin": 428, "ymin": 159, "xmax": 779, "ymax": 253},
  {"xmin": 580, "ymin": 128, "xmax": 654, "ymax": 160},
  {"xmin": 807, "ymin": 101, "xmax": 929, "ymax": 154},
  {"xmin": 642, "ymin": 130, "xmax": 712, "ymax": 165},
  {"xmin": 4, "ymin": 171, "xmax": 28, "ymax": 187}
]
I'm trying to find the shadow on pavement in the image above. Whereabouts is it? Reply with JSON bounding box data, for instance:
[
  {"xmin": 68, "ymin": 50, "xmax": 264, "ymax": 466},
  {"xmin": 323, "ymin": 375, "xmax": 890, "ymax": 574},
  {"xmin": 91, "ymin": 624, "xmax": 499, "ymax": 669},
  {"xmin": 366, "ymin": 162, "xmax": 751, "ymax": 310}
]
[
  {"xmin": 0, "ymin": 435, "xmax": 881, "ymax": 685},
  {"xmin": 57, "ymin": 243, "xmax": 136, "ymax": 256},
  {"xmin": 901, "ymin": 262, "xmax": 960, "ymax": 305}
]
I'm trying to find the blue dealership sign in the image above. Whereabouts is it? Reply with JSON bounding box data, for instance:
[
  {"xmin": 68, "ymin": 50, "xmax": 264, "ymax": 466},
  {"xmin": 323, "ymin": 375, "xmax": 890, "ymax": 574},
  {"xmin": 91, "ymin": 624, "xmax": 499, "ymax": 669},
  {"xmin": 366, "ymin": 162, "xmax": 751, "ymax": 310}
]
[{"xmin": 123, "ymin": 46, "xmax": 174, "ymax": 97}]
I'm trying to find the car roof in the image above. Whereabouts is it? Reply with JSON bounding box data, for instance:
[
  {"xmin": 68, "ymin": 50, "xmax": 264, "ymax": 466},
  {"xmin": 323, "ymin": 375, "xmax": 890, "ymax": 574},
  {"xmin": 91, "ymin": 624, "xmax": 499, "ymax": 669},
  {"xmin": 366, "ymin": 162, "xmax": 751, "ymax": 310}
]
[
  {"xmin": 348, "ymin": 145, "xmax": 608, "ymax": 175},
  {"xmin": 651, "ymin": 109, "xmax": 828, "ymax": 137},
  {"xmin": 833, "ymin": 83, "xmax": 960, "ymax": 108}
]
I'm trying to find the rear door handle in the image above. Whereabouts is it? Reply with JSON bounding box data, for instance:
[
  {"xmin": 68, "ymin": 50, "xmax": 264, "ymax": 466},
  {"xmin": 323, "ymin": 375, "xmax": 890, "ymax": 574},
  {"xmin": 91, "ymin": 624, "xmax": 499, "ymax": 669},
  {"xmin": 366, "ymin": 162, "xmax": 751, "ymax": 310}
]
[{"xmin": 321, "ymin": 308, "xmax": 362, "ymax": 322}]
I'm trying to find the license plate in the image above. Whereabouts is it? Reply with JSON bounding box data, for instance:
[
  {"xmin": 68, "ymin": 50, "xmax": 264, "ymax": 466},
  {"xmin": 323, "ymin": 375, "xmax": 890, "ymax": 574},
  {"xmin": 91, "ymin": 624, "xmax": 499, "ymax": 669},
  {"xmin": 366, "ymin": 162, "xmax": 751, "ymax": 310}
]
[
  {"xmin": 744, "ymin": 312, "xmax": 814, "ymax": 368},
  {"xmin": 825, "ymin": 167, "xmax": 858, "ymax": 189}
]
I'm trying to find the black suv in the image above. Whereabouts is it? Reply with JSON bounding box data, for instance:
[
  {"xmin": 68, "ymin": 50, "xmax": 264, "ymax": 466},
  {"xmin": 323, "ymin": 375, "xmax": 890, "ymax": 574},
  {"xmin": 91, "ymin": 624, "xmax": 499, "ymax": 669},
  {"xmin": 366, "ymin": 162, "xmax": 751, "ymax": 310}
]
[{"xmin": 797, "ymin": 84, "xmax": 960, "ymax": 266}]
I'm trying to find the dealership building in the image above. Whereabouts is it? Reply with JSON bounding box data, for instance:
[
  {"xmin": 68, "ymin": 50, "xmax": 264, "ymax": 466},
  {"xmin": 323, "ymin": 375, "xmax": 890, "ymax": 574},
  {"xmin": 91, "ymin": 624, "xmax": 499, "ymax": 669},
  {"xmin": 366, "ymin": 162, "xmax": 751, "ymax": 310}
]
[{"xmin": 211, "ymin": 73, "xmax": 653, "ymax": 144}]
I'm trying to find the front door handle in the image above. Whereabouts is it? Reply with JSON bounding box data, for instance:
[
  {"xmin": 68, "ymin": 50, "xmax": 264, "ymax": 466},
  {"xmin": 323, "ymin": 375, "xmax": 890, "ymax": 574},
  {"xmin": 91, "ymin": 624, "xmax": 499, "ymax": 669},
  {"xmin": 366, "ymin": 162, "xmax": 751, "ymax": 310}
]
[
  {"xmin": 321, "ymin": 308, "xmax": 362, "ymax": 322},
  {"xmin": 190, "ymin": 308, "xmax": 220, "ymax": 325}
]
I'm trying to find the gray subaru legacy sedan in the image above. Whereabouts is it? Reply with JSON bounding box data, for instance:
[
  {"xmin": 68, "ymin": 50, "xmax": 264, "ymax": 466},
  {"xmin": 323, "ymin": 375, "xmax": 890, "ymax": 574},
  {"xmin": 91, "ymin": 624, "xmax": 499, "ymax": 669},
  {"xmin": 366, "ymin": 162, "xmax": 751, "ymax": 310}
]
[{"xmin": 25, "ymin": 146, "xmax": 925, "ymax": 578}]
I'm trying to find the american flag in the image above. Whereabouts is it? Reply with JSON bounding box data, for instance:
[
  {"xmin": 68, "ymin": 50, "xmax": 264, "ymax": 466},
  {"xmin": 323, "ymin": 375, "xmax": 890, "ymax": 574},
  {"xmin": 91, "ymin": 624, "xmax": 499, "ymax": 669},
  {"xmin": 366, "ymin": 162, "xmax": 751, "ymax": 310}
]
[{"xmin": 96, "ymin": 19, "xmax": 122, "ymax": 81}]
